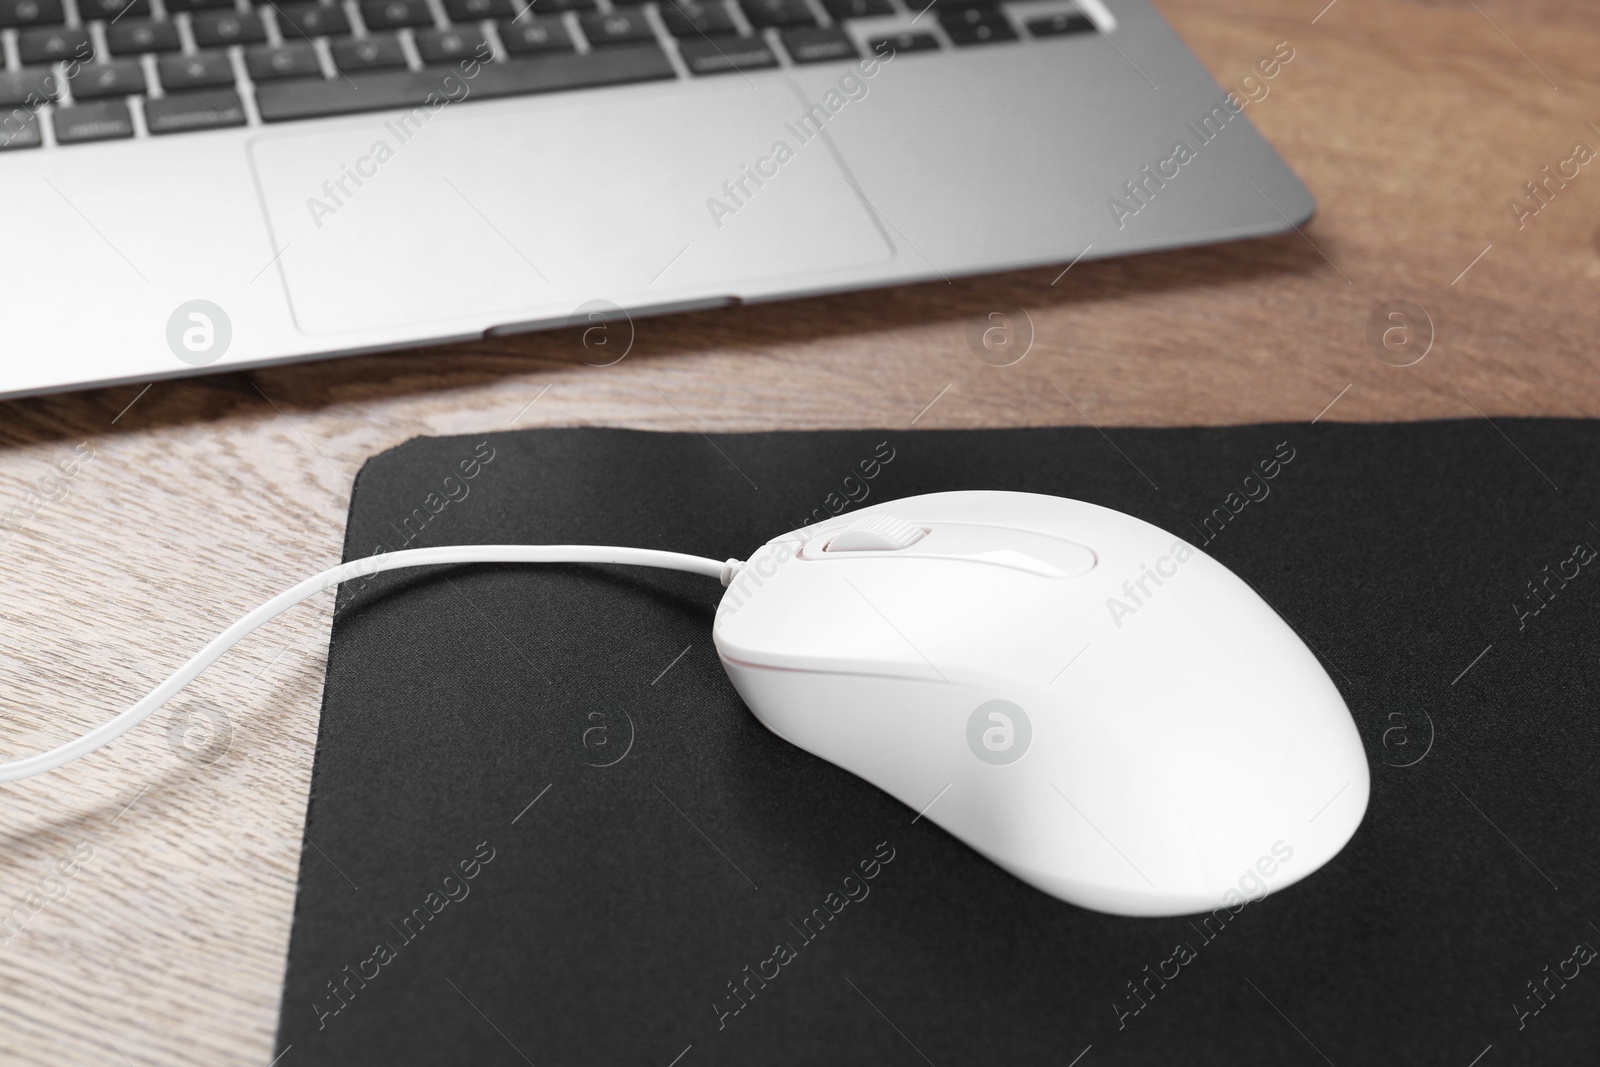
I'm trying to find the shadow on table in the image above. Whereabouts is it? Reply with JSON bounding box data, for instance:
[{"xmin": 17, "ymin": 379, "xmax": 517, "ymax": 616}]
[{"xmin": 0, "ymin": 231, "xmax": 1329, "ymax": 447}]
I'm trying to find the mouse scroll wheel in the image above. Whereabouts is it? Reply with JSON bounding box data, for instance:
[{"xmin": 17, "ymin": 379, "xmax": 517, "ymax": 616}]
[{"xmin": 824, "ymin": 515, "xmax": 927, "ymax": 552}]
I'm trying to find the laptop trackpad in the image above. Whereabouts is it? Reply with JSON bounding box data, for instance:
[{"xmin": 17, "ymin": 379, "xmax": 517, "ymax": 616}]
[{"xmin": 246, "ymin": 77, "xmax": 894, "ymax": 336}]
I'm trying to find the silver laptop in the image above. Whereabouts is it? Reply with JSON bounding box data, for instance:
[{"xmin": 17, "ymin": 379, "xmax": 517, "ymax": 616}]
[{"xmin": 0, "ymin": 0, "xmax": 1312, "ymax": 399}]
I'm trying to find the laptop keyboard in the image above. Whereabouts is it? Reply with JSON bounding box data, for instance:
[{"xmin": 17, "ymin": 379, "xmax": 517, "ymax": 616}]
[{"xmin": 0, "ymin": 0, "xmax": 1095, "ymax": 147}]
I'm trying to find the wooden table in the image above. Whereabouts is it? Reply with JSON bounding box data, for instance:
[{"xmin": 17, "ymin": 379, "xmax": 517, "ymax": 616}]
[{"xmin": 1, "ymin": 0, "xmax": 1595, "ymax": 1061}]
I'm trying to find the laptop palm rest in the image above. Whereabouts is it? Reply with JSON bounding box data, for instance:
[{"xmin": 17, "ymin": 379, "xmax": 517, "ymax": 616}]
[{"xmin": 246, "ymin": 77, "xmax": 895, "ymax": 337}]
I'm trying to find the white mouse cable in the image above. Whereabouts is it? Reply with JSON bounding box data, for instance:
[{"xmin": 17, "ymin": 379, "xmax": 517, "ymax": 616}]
[{"xmin": 0, "ymin": 545, "xmax": 744, "ymax": 784}]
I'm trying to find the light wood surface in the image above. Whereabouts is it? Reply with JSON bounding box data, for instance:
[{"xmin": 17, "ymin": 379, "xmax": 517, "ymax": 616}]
[{"xmin": 2, "ymin": 0, "xmax": 1597, "ymax": 1062}]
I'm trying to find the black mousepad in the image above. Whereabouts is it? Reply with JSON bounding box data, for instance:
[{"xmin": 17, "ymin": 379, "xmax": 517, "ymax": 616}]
[{"xmin": 275, "ymin": 422, "xmax": 1600, "ymax": 1065}]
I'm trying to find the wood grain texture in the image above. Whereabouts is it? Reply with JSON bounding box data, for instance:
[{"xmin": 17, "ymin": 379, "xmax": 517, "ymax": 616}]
[{"xmin": 0, "ymin": 0, "xmax": 1596, "ymax": 1061}]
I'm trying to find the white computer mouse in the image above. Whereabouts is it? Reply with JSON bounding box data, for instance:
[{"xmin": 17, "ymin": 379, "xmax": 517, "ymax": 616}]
[{"xmin": 712, "ymin": 491, "xmax": 1369, "ymax": 917}]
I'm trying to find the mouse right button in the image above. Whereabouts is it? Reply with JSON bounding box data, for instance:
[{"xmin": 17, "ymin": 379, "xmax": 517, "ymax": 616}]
[{"xmin": 911, "ymin": 525, "xmax": 1096, "ymax": 579}]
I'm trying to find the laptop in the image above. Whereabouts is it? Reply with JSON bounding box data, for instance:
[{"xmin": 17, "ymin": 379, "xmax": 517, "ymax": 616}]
[{"xmin": 0, "ymin": 0, "xmax": 1313, "ymax": 399}]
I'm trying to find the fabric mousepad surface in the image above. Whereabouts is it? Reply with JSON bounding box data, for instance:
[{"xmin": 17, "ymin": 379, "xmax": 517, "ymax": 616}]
[{"xmin": 275, "ymin": 421, "xmax": 1600, "ymax": 1065}]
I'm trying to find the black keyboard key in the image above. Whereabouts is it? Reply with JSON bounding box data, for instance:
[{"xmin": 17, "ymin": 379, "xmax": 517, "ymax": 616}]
[
  {"xmin": 145, "ymin": 86, "xmax": 246, "ymax": 132},
  {"xmin": 578, "ymin": 10, "xmax": 652, "ymax": 45},
  {"xmin": 497, "ymin": 17, "xmax": 571, "ymax": 52},
  {"xmin": 0, "ymin": 0, "xmax": 61, "ymax": 27},
  {"xmin": 52, "ymin": 99, "xmax": 134, "ymax": 143},
  {"xmin": 106, "ymin": 18, "xmax": 181, "ymax": 54},
  {"xmin": 276, "ymin": 2, "xmax": 351, "ymax": 36},
  {"xmin": 414, "ymin": 27, "xmax": 488, "ymax": 64},
  {"xmin": 868, "ymin": 31, "xmax": 935, "ymax": 55},
  {"xmin": 939, "ymin": 8, "xmax": 1014, "ymax": 44},
  {"xmin": 69, "ymin": 58, "xmax": 146, "ymax": 96},
  {"xmin": 78, "ymin": 0, "xmax": 149, "ymax": 20},
  {"xmin": 678, "ymin": 32, "xmax": 775, "ymax": 74},
  {"xmin": 157, "ymin": 50, "xmax": 235, "ymax": 90},
  {"xmin": 246, "ymin": 41, "xmax": 322, "ymax": 79},
  {"xmin": 0, "ymin": 107, "xmax": 43, "ymax": 150},
  {"xmin": 738, "ymin": 0, "xmax": 810, "ymax": 26},
  {"xmin": 191, "ymin": 9, "xmax": 265, "ymax": 44},
  {"xmin": 360, "ymin": 0, "xmax": 432, "ymax": 27},
  {"xmin": 1026, "ymin": 11, "xmax": 1091, "ymax": 35},
  {"xmin": 658, "ymin": 0, "xmax": 734, "ymax": 37},
  {"xmin": 163, "ymin": 0, "xmax": 235, "ymax": 10},
  {"xmin": 0, "ymin": 69, "xmax": 56, "ymax": 106},
  {"xmin": 530, "ymin": 0, "xmax": 595, "ymax": 10},
  {"xmin": 819, "ymin": 0, "xmax": 888, "ymax": 18},
  {"xmin": 443, "ymin": 0, "xmax": 511, "ymax": 17},
  {"xmin": 257, "ymin": 43, "xmax": 672, "ymax": 119},
  {"xmin": 331, "ymin": 32, "xmax": 407, "ymax": 69},
  {"xmin": 17, "ymin": 26, "xmax": 92, "ymax": 64},
  {"xmin": 779, "ymin": 24, "xmax": 854, "ymax": 62},
  {"xmin": 938, "ymin": 3, "xmax": 999, "ymax": 22}
]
